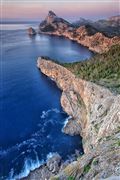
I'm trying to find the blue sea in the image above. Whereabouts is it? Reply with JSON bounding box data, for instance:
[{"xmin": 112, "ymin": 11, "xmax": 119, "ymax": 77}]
[{"xmin": 0, "ymin": 23, "xmax": 93, "ymax": 179}]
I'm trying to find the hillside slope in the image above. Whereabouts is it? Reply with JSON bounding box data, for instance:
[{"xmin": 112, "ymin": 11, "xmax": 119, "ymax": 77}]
[{"xmin": 63, "ymin": 45, "xmax": 120, "ymax": 94}]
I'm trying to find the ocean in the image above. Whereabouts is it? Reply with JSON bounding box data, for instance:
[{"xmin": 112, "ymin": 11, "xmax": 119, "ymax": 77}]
[{"xmin": 0, "ymin": 23, "xmax": 93, "ymax": 179}]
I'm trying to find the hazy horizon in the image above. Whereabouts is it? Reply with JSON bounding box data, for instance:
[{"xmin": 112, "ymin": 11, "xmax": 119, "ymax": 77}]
[{"xmin": 1, "ymin": 0, "xmax": 119, "ymax": 22}]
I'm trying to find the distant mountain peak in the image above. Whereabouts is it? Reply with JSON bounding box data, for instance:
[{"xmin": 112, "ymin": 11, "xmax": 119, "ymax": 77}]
[
  {"xmin": 72, "ymin": 17, "xmax": 92, "ymax": 27},
  {"xmin": 39, "ymin": 11, "xmax": 72, "ymax": 33},
  {"xmin": 48, "ymin": 11, "xmax": 56, "ymax": 17},
  {"xmin": 45, "ymin": 11, "xmax": 57, "ymax": 24}
]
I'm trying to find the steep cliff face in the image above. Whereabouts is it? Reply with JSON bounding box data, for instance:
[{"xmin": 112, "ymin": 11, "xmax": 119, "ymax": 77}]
[{"xmin": 37, "ymin": 58, "xmax": 120, "ymax": 180}]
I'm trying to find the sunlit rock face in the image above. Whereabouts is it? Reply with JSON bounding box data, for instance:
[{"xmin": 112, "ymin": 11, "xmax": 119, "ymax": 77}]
[{"xmin": 37, "ymin": 58, "xmax": 120, "ymax": 180}]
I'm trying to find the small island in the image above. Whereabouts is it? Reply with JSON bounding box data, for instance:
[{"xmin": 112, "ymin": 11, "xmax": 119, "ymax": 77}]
[{"xmin": 27, "ymin": 27, "xmax": 36, "ymax": 35}]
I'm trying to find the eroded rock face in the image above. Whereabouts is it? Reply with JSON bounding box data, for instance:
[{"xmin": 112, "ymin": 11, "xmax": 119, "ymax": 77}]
[
  {"xmin": 27, "ymin": 27, "xmax": 36, "ymax": 35},
  {"xmin": 37, "ymin": 58, "xmax": 120, "ymax": 180},
  {"xmin": 62, "ymin": 117, "xmax": 81, "ymax": 136},
  {"xmin": 47, "ymin": 153, "xmax": 61, "ymax": 173}
]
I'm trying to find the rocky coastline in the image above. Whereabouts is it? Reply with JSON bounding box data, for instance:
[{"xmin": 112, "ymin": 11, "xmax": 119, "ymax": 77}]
[
  {"xmin": 28, "ymin": 12, "xmax": 120, "ymax": 54},
  {"xmin": 38, "ymin": 11, "xmax": 120, "ymax": 54},
  {"xmin": 24, "ymin": 11, "xmax": 120, "ymax": 179},
  {"xmin": 32, "ymin": 58, "xmax": 120, "ymax": 180},
  {"xmin": 39, "ymin": 30, "xmax": 120, "ymax": 54}
]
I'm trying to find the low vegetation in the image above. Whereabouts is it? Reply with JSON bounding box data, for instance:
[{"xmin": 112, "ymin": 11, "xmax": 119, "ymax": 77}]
[
  {"xmin": 83, "ymin": 164, "xmax": 91, "ymax": 174},
  {"xmin": 67, "ymin": 176, "xmax": 75, "ymax": 180},
  {"xmin": 63, "ymin": 45, "xmax": 120, "ymax": 94}
]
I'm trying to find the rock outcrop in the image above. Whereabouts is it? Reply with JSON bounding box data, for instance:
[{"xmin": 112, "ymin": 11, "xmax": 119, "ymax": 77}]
[
  {"xmin": 39, "ymin": 11, "xmax": 72, "ymax": 33},
  {"xmin": 27, "ymin": 27, "xmax": 36, "ymax": 35},
  {"xmin": 23, "ymin": 153, "xmax": 62, "ymax": 180},
  {"xmin": 36, "ymin": 58, "xmax": 120, "ymax": 180},
  {"xmin": 39, "ymin": 11, "xmax": 120, "ymax": 53}
]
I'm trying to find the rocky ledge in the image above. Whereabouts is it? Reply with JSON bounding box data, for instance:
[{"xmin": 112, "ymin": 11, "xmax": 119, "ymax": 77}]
[{"xmin": 35, "ymin": 58, "xmax": 120, "ymax": 180}]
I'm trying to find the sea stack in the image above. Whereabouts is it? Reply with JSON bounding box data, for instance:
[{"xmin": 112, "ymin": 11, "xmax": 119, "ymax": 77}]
[{"xmin": 27, "ymin": 27, "xmax": 36, "ymax": 35}]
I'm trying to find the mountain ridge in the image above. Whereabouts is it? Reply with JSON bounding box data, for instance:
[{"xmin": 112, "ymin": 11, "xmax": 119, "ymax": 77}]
[
  {"xmin": 39, "ymin": 11, "xmax": 72, "ymax": 33},
  {"xmin": 38, "ymin": 11, "xmax": 120, "ymax": 53}
]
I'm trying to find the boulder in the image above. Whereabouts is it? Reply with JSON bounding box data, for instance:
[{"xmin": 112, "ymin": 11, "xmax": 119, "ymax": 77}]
[{"xmin": 47, "ymin": 153, "xmax": 61, "ymax": 173}]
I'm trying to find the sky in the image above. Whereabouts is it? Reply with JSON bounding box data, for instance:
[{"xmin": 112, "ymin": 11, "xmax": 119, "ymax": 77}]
[{"xmin": 1, "ymin": 0, "xmax": 120, "ymax": 22}]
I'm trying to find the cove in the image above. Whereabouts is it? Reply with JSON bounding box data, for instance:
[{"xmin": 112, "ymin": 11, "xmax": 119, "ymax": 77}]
[{"xmin": 0, "ymin": 24, "xmax": 93, "ymax": 179}]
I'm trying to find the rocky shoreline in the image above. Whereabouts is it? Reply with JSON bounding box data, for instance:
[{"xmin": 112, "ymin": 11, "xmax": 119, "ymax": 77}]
[
  {"xmin": 38, "ymin": 11, "xmax": 120, "ymax": 54},
  {"xmin": 31, "ymin": 58, "xmax": 120, "ymax": 180},
  {"xmin": 22, "ymin": 151, "xmax": 82, "ymax": 180},
  {"xmin": 24, "ymin": 11, "xmax": 120, "ymax": 179},
  {"xmin": 28, "ymin": 11, "xmax": 120, "ymax": 54},
  {"xmin": 39, "ymin": 30, "xmax": 120, "ymax": 54}
]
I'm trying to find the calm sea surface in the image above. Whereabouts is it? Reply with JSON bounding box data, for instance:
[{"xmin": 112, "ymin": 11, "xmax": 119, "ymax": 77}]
[{"xmin": 0, "ymin": 24, "xmax": 93, "ymax": 179}]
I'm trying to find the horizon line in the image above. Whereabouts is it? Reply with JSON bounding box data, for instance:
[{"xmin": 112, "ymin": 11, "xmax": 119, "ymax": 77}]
[
  {"xmin": 1, "ymin": 13, "xmax": 119, "ymax": 22},
  {"xmin": 2, "ymin": 0, "xmax": 119, "ymax": 3}
]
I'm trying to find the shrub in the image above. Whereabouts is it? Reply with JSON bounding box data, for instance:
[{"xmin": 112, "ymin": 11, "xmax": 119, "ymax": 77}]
[
  {"xmin": 67, "ymin": 176, "xmax": 75, "ymax": 180},
  {"xmin": 63, "ymin": 45, "xmax": 120, "ymax": 94}
]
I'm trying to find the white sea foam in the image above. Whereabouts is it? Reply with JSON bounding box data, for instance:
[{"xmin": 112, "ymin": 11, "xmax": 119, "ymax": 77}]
[
  {"xmin": 46, "ymin": 152, "xmax": 57, "ymax": 160},
  {"xmin": 8, "ymin": 152, "xmax": 58, "ymax": 180},
  {"xmin": 0, "ymin": 137, "xmax": 35, "ymax": 156},
  {"xmin": 8, "ymin": 156, "xmax": 44, "ymax": 180},
  {"xmin": 1, "ymin": 108, "xmax": 67, "ymax": 180},
  {"xmin": 40, "ymin": 108, "xmax": 61, "ymax": 119},
  {"xmin": 63, "ymin": 116, "xmax": 72, "ymax": 128}
]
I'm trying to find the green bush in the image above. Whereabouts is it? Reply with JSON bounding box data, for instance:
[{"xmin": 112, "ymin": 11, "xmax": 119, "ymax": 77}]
[
  {"xmin": 67, "ymin": 176, "xmax": 75, "ymax": 180},
  {"xmin": 83, "ymin": 164, "xmax": 91, "ymax": 174}
]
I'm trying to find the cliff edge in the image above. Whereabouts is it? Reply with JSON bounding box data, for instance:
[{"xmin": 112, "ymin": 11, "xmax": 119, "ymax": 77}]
[{"xmin": 37, "ymin": 58, "xmax": 120, "ymax": 180}]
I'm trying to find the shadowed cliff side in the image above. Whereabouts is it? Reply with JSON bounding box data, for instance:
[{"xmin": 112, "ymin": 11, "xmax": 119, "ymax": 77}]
[{"xmin": 36, "ymin": 58, "xmax": 120, "ymax": 180}]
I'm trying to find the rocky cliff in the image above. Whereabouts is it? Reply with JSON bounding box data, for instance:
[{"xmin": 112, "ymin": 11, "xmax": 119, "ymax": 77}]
[
  {"xmin": 39, "ymin": 11, "xmax": 120, "ymax": 53},
  {"xmin": 39, "ymin": 11, "xmax": 72, "ymax": 33},
  {"xmin": 36, "ymin": 58, "xmax": 120, "ymax": 180}
]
